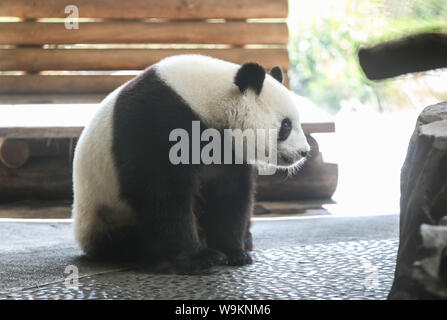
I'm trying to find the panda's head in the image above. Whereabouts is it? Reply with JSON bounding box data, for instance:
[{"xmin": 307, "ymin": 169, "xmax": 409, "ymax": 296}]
[{"xmin": 232, "ymin": 62, "xmax": 310, "ymax": 169}]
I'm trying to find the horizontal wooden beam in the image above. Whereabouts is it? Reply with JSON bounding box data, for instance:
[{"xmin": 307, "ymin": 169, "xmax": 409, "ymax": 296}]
[
  {"xmin": 0, "ymin": 75, "xmax": 133, "ymax": 93},
  {"xmin": 0, "ymin": 127, "xmax": 83, "ymax": 139},
  {"xmin": 0, "ymin": 71, "xmax": 289, "ymax": 94},
  {"xmin": 0, "ymin": 93, "xmax": 106, "ymax": 104},
  {"xmin": 0, "ymin": 48, "xmax": 289, "ymax": 71},
  {"xmin": 301, "ymin": 122, "xmax": 335, "ymax": 134},
  {"xmin": 0, "ymin": 0, "xmax": 288, "ymax": 19},
  {"xmin": 0, "ymin": 21, "xmax": 288, "ymax": 45}
]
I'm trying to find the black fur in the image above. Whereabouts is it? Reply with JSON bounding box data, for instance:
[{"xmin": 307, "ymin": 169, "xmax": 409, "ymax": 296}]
[
  {"xmin": 269, "ymin": 66, "xmax": 283, "ymax": 83},
  {"xmin": 98, "ymin": 66, "xmax": 255, "ymax": 272},
  {"xmin": 234, "ymin": 62, "xmax": 266, "ymax": 95},
  {"xmin": 196, "ymin": 164, "xmax": 255, "ymax": 266}
]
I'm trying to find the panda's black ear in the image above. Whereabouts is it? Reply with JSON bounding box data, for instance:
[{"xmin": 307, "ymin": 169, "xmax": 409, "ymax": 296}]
[
  {"xmin": 269, "ymin": 66, "xmax": 283, "ymax": 83},
  {"xmin": 234, "ymin": 62, "xmax": 266, "ymax": 95}
]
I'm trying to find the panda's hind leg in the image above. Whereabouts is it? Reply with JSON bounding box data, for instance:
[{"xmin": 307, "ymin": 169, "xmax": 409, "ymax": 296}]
[
  {"xmin": 77, "ymin": 205, "xmax": 143, "ymax": 262},
  {"xmin": 85, "ymin": 225, "xmax": 143, "ymax": 262}
]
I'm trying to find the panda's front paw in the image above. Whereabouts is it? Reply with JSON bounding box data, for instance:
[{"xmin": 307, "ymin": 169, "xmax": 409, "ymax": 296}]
[
  {"xmin": 244, "ymin": 231, "xmax": 253, "ymax": 251},
  {"xmin": 173, "ymin": 248, "xmax": 228, "ymax": 274},
  {"xmin": 192, "ymin": 248, "xmax": 228, "ymax": 269},
  {"xmin": 222, "ymin": 248, "xmax": 253, "ymax": 266}
]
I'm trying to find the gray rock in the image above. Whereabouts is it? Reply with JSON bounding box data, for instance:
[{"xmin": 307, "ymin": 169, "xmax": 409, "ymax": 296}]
[
  {"xmin": 389, "ymin": 101, "xmax": 447, "ymax": 299},
  {"xmin": 411, "ymin": 224, "xmax": 447, "ymax": 299}
]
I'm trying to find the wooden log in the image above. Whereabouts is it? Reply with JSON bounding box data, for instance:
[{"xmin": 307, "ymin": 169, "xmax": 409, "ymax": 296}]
[
  {"xmin": 256, "ymin": 161, "xmax": 338, "ymax": 201},
  {"xmin": 0, "ymin": 156, "xmax": 72, "ymax": 202},
  {"xmin": 0, "ymin": 0, "xmax": 288, "ymax": 20},
  {"xmin": 0, "ymin": 142, "xmax": 337, "ymax": 202},
  {"xmin": 0, "ymin": 122, "xmax": 334, "ymax": 139},
  {"xmin": 0, "ymin": 138, "xmax": 30, "ymax": 168},
  {"xmin": 389, "ymin": 101, "xmax": 447, "ymax": 299},
  {"xmin": 0, "ymin": 48, "xmax": 290, "ymax": 71},
  {"xmin": 0, "ymin": 200, "xmax": 73, "ymax": 219},
  {"xmin": 358, "ymin": 33, "xmax": 447, "ymax": 80},
  {"xmin": 0, "ymin": 75, "xmax": 133, "ymax": 93},
  {"xmin": 27, "ymin": 138, "xmax": 73, "ymax": 157},
  {"xmin": 0, "ymin": 21, "xmax": 288, "ymax": 45},
  {"xmin": 256, "ymin": 133, "xmax": 337, "ymax": 201}
]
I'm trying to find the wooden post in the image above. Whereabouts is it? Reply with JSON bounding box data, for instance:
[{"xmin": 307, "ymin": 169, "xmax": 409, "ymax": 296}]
[
  {"xmin": 306, "ymin": 134, "xmax": 320, "ymax": 160},
  {"xmin": 0, "ymin": 138, "xmax": 30, "ymax": 168}
]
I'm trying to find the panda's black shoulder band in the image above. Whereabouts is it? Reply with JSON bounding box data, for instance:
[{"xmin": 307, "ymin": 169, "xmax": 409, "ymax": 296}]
[{"xmin": 234, "ymin": 62, "xmax": 266, "ymax": 95}]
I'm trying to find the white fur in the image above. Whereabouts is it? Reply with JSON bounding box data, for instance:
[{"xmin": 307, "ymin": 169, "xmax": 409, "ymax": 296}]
[
  {"xmin": 156, "ymin": 54, "xmax": 310, "ymax": 167},
  {"xmin": 72, "ymin": 84, "xmax": 136, "ymax": 252}
]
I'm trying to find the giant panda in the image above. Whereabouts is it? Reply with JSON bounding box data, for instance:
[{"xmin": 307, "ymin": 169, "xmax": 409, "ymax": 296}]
[{"xmin": 72, "ymin": 54, "xmax": 310, "ymax": 272}]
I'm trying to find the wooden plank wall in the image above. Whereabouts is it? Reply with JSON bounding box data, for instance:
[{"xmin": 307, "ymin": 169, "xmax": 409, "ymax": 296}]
[{"xmin": 0, "ymin": 0, "xmax": 289, "ymax": 94}]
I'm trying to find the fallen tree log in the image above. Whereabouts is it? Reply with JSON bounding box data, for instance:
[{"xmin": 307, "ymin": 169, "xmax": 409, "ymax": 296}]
[
  {"xmin": 358, "ymin": 33, "xmax": 447, "ymax": 80},
  {"xmin": 256, "ymin": 134, "xmax": 338, "ymax": 201},
  {"xmin": 0, "ymin": 156, "xmax": 73, "ymax": 202},
  {"xmin": 0, "ymin": 138, "xmax": 30, "ymax": 169}
]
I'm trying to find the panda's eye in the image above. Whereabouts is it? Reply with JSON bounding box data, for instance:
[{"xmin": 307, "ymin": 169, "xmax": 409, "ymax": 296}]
[{"xmin": 278, "ymin": 118, "xmax": 292, "ymax": 141}]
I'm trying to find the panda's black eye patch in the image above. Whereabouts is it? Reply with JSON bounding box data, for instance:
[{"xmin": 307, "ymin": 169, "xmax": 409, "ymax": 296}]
[{"xmin": 278, "ymin": 118, "xmax": 292, "ymax": 141}]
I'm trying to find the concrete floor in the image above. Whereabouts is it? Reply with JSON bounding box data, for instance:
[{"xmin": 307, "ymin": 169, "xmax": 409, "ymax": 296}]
[{"xmin": 0, "ymin": 209, "xmax": 399, "ymax": 300}]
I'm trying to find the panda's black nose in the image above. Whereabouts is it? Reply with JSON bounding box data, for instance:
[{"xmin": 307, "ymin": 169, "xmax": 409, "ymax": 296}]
[{"xmin": 299, "ymin": 150, "xmax": 308, "ymax": 158}]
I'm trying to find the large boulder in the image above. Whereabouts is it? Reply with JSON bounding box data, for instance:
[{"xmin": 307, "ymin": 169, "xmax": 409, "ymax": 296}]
[{"xmin": 389, "ymin": 101, "xmax": 447, "ymax": 299}]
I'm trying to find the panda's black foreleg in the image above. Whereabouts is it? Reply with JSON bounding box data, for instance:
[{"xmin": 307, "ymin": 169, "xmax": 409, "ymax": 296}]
[
  {"xmin": 131, "ymin": 177, "xmax": 227, "ymax": 272},
  {"xmin": 244, "ymin": 224, "xmax": 253, "ymax": 251},
  {"xmin": 198, "ymin": 164, "xmax": 255, "ymax": 266}
]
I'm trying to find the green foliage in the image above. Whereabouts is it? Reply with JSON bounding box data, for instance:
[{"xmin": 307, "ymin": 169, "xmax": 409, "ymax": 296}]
[
  {"xmin": 288, "ymin": 0, "xmax": 447, "ymax": 113},
  {"xmin": 288, "ymin": 13, "xmax": 372, "ymax": 113}
]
